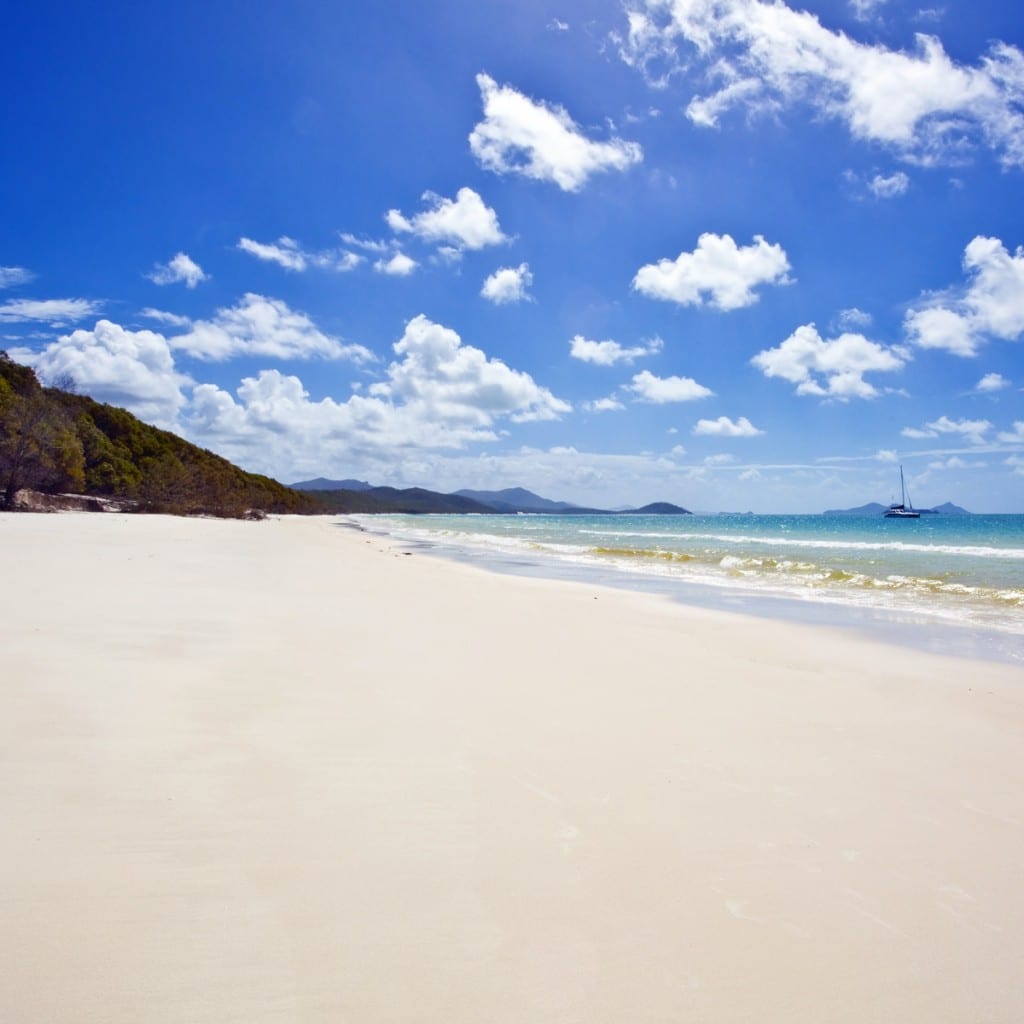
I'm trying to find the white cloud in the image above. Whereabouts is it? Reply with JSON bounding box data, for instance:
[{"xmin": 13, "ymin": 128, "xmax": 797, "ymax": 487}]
[
  {"xmin": 481, "ymin": 263, "xmax": 533, "ymax": 304},
  {"xmin": 875, "ymin": 449, "xmax": 899, "ymax": 462},
  {"xmin": 339, "ymin": 233, "xmax": 391, "ymax": 254},
  {"xmin": 569, "ymin": 334, "xmax": 662, "ymax": 365},
  {"xmin": 141, "ymin": 308, "xmax": 193, "ymax": 329},
  {"xmin": 617, "ymin": 0, "xmax": 1024, "ymax": 168},
  {"xmin": 904, "ymin": 306, "xmax": 977, "ymax": 356},
  {"xmin": 469, "ymin": 73, "xmax": 643, "ymax": 191},
  {"xmin": 703, "ymin": 453, "xmax": 735, "ymax": 465},
  {"xmin": 371, "ymin": 315, "xmax": 570, "ymax": 426},
  {"xmin": 849, "ymin": 0, "xmax": 887, "ymax": 20},
  {"xmin": 0, "ymin": 267, "xmax": 34, "ymax": 288},
  {"xmin": 629, "ymin": 369, "xmax": 713, "ymax": 403},
  {"xmin": 238, "ymin": 236, "xmax": 308, "ymax": 271},
  {"xmin": 331, "ymin": 252, "xmax": 362, "ymax": 272},
  {"xmin": 374, "ymin": 253, "xmax": 418, "ymax": 276},
  {"xmin": 905, "ymin": 237, "xmax": 1024, "ymax": 356},
  {"xmin": 18, "ymin": 320, "xmax": 190, "ymax": 429},
  {"xmin": 976, "ymin": 372, "xmax": 1010, "ymax": 392},
  {"xmin": 997, "ymin": 421, "xmax": 1024, "ymax": 443},
  {"xmin": 387, "ymin": 188, "xmax": 507, "ymax": 251},
  {"xmin": 693, "ymin": 415, "xmax": 764, "ymax": 437},
  {"xmin": 169, "ymin": 293, "xmax": 374, "ymax": 363},
  {"xmin": 633, "ymin": 232, "xmax": 791, "ymax": 310},
  {"xmin": 0, "ymin": 298, "xmax": 102, "ymax": 325},
  {"xmin": 238, "ymin": 236, "xmax": 362, "ymax": 273},
  {"xmin": 183, "ymin": 315, "xmax": 571, "ymax": 466},
  {"xmin": 147, "ymin": 252, "xmax": 208, "ymax": 288},
  {"xmin": 434, "ymin": 246, "xmax": 463, "ymax": 266},
  {"xmin": 549, "ymin": 18, "xmax": 569, "ymax": 32},
  {"xmin": 584, "ymin": 396, "xmax": 626, "ymax": 412},
  {"xmin": 751, "ymin": 323, "xmax": 906, "ymax": 399},
  {"xmin": 901, "ymin": 415, "xmax": 992, "ymax": 444},
  {"xmin": 838, "ymin": 307, "xmax": 873, "ymax": 329},
  {"xmin": 928, "ymin": 456, "xmax": 972, "ymax": 470},
  {"xmin": 869, "ymin": 171, "xmax": 910, "ymax": 198}
]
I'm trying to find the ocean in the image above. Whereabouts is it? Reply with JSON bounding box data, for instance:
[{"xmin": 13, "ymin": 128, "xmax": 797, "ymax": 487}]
[{"xmin": 356, "ymin": 512, "xmax": 1024, "ymax": 665}]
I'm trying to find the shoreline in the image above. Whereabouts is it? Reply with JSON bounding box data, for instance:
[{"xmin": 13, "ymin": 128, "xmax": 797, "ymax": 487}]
[
  {"xmin": 3, "ymin": 512, "xmax": 1023, "ymax": 1023},
  {"xmin": 354, "ymin": 514, "xmax": 1024, "ymax": 667}
]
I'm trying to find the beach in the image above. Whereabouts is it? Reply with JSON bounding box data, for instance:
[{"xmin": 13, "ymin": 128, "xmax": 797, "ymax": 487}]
[{"xmin": 2, "ymin": 511, "xmax": 1023, "ymax": 1023}]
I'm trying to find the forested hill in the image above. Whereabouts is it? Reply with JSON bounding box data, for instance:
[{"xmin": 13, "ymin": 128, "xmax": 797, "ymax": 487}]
[{"xmin": 0, "ymin": 353, "xmax": 315, "ymax": 517}]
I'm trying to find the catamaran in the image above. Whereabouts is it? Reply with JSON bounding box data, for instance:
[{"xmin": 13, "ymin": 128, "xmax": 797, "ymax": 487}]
[{"xmin": 884, "ymin": 465, "xmax": 920, "ymax": 519}]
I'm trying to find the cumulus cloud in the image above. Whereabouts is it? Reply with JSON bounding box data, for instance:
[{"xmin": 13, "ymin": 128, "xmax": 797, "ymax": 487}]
[
  {"xmin": 371, "ymin": 315, "xmax": 570, "ymax": 426},
  {"xmin": 616, "ymin": 0, "xmax": 1024, "ymax": 168},
  {"xmin": 374, "ymin": 253, "xmax": 418, "ymax": 276},
  {"xmin": 238, "ymin": 236, "xmax": 362, "ymax": 273},
  {"xmin": 629, "ymin": 369, "xmax": 713, "ymax": 403},
  {"xmin": 905, "ymin": 236, "xmax": 1024, "ymax": 356},
  {"xmin": 692, "ymin": 415, "xmax": 764, "ymax": 437},
  {"xmin": 869, "ymin": 171, "xmax": 910, "ymax": 198},
  {"xmin": 169, "ymin": 293, "xmax": 374, "ymax": 363},
  {"xmin": 751, "ymin": 323, "xmax": 906, "ymax": 398},
  {"xmin": 633, "ymin": 232, "xmax": 791, "ymax": 310},
  {"xmin": 183, "ymin": 315, "xmax": 571, "ymax": 467},
  {"xmin": 147, "ymin": 252, "xmax": 208, "ymax": 288},
  {"xmin": 469, "ymin": 73, "xmax": 643, "ymax": 191},
  {"xmin": 481, "ymin": 263, "xmax": 533, "ymax": 304},
  {"xmin": 0, "ymin": 298, "xmax": 102, "ymax": 325},
  {"xmin": 976, "ymin": 372, "xmax": 1010, "ymax": 392},
  {"xmin": 998, "ymin": 422, "xmax": 1024, "ymax": 442},
  {"xmin": 387, "ymin": 188, "xmax": 507, "ymax": 251},
  {"xmin": 18, "ymin": 320, "xmax": 190, "ymax": 428},
  {"xmin": 569, "ymin": 334, "xmax": 662, "ymax": 365},
  {"xmin": 901, "ymin": 415, "xmax": 992, "ymax": 444},
  {"xmin": 0, "ymin": 266, "xmax": 34, "ymax": 288}
]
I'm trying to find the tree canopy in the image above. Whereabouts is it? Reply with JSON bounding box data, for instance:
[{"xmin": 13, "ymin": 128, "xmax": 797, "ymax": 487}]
[{"xmin": 0, "ymin": 353, "xmax": 316, "ymax": 517}]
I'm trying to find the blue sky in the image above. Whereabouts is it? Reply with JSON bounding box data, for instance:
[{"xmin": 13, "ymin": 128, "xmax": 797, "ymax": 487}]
[{"xmin": 3, "ymin": 0, "xmax": 1023, "ymax": 512}]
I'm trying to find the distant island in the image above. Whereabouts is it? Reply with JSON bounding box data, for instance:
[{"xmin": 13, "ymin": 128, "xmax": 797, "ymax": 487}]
[
  {"xmin": 823, "ymin": 501, "xmax": 970, "ymax": 516},
  {"xmin": 291, "ymin": 480, "xmax": 691, "ymax": 516}
]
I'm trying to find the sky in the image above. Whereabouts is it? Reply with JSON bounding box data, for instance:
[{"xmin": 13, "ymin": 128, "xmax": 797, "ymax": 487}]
[{"xmin": 3, "ymin": 0, "xmax": 1024, "ymax": 512}]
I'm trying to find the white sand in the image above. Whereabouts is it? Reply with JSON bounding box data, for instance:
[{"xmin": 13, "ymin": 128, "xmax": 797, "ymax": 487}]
[{"xmin": 2, "ymin": 511, "xmax": 1023, "ymax": 1023}]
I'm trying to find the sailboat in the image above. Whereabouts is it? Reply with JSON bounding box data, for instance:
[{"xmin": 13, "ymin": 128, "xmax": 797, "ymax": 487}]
[{"xmin": 884, "ymin": 465, "xmax": 920, "ymax": 518}]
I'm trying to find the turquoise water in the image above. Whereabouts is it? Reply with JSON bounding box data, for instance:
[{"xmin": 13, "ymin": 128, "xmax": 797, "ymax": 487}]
[{"xmin": 359, "ymin": 513, "xmax": 1024, "ymax": 661}]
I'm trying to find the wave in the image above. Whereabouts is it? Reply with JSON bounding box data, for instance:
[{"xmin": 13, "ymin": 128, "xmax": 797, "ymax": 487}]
[{"xmin": 577, "ymin": 529, "xmax": 1024, "ymax": 560}]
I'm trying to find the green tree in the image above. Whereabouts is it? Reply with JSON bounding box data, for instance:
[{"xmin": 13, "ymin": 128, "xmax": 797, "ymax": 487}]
[{"xmin": 0, "ymin": 390, "xmax": 86, "ymax": 507}]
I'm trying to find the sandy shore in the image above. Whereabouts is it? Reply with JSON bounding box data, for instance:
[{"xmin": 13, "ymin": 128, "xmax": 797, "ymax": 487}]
[{"xmin": 2, "ymin": 512, "xmax": 1022, "ymax": 1023}]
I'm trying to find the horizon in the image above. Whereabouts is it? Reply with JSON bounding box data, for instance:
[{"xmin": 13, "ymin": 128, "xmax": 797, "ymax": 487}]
[
  {"xmin": 3, "ymin": 1, "xmax": 1024, "ymax": 513},
  {"xmin": 292, "ymin": 477, "xmax": 987, "ymax": 516}
]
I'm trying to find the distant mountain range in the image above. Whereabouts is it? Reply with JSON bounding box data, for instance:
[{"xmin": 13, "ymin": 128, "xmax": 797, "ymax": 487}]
[
  {"xmin": 291, "ymin": 477, "xmax": 374, "ymax": 492},
  {"xmin": 824, "ymin": 501, "xmax": 970, "ymax": 515},
  {"xmin": 290, "ymin": 479, "xmax": 691, "ymax": 515}
]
